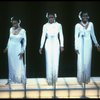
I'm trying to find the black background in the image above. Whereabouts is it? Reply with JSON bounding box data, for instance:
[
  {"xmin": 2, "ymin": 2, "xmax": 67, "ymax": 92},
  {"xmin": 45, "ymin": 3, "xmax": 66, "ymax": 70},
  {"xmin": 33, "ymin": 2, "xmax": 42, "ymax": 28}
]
[{"xmin": 0, "ymin": 1, "xmax": 100, "ymax": 79}]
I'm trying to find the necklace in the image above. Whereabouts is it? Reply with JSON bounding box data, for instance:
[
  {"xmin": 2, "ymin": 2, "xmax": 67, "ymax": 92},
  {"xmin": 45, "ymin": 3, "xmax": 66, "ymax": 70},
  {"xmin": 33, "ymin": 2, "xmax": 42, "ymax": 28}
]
[
  {"xmin": 12, "ymin": 27, "xmax": 22, "ymax": 35},
  {"xmin": 80, "ymin": 21, "xmax": 89, "ymax": 29}
]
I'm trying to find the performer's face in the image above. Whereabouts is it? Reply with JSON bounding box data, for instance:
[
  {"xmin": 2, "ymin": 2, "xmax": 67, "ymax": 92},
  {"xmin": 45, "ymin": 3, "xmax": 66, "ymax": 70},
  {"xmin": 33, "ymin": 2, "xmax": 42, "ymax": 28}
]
[
  {"xmin": 12, "ymin": 20, "xmax": 18, "ymax": 28},
  {"xmin": 82, "ymin": 13, "xmax": 89, "ymax": 23},
  {"xmin": 48, "ymin": 14, "xmax": 55, "ymax": 24}
]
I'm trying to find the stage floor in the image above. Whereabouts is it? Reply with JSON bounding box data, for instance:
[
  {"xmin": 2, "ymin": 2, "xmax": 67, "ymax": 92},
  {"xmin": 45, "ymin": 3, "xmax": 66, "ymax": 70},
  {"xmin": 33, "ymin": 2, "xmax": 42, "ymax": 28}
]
[{"xmin": 0, "ymin": 77, "xmax": 100, "ymax": 98}]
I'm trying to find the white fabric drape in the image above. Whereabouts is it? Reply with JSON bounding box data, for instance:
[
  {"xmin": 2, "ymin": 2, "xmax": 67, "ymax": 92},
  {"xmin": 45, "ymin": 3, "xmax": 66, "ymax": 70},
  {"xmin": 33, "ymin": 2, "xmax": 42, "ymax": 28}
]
[
  {"xmin": 74, "ymin": 22, "xmax": 99, "ymax": 84},
  {"xmin": 7, "ymin": 27, "xmax": 27, "ymax": 84},
  {"xmin": 40, "ymin": 22, "xmax": 64, "ymax": 84}
]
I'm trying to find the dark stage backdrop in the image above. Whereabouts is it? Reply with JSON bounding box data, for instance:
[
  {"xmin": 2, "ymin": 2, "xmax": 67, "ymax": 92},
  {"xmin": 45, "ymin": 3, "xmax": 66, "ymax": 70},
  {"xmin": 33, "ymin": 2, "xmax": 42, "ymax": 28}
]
[{"xmin": 0, "ymin": 1, "xmax": 100, "ymax": 79}]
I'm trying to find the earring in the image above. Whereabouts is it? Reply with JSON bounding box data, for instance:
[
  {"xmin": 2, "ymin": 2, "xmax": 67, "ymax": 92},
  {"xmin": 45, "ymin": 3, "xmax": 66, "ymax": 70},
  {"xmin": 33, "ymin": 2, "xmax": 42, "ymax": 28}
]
[
  {"xmin": 46, "ymin": 12, "xmax": 48, "ymax": 18},
  {"xmin": 78, "ymin": 11, "xmax": 82, "ymax": 20},
  {"xmin": 54, "ymin": 13, "xmax": 57, "ymax": 18},
  {"xmin": 10, "ymin": 17, "xmax": 14, "ymax": 23}
]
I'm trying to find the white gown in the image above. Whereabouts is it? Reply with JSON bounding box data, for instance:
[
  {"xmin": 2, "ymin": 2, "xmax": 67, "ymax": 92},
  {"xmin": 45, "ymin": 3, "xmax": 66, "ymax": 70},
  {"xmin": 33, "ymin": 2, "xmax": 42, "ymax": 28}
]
[
  {"xmin": 74, "ymin": 22, "xmax": 99, "ymax": 84},
  {"xmin": 7, "ymin": 27, "xmax": 27, "ymax": 84},
  {"xmin": 40, "ymin": 22, "xmax": 64, "ymax": 84}
]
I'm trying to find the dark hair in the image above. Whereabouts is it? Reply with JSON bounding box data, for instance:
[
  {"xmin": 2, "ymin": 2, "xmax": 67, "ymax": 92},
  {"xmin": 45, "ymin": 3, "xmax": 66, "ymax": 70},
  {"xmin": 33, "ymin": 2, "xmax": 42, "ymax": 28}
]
[
  {"xmin": 11, "ymin": 16, "xmax": 20, "ymax": 22},
  {"xmin": 78, "ymin": 11, "xmax": 89, "ymax": 21},
  {"xmin": 46, "ymin": 12, "xmax": 57, "ymax": 19},
  {"xmin": 48, "ymin": 12, "xmax": 55, "ymax": 16},
  {"xmin": 80, "ymin": 11, "xmax": 89, "ymax": 18}
]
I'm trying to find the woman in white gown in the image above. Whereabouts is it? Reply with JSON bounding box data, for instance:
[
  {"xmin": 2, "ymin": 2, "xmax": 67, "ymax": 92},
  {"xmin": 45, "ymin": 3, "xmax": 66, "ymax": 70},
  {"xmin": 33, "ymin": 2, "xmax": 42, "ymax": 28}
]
[
  {"xmin": 4, "ymin": 17, "xmax": 27, "ymax": 84},
  {"xmin": 74, "ymin": 11, "xmax": 100, "ymax": 84},
  {"xmin": 39, "ymin": 13, "xmax": 64, "ymax": 85}
]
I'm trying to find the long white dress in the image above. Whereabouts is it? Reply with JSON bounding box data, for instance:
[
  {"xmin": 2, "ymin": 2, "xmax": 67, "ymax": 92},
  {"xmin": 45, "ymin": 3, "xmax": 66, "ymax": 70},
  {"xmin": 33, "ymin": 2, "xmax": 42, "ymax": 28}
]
[
  {"xmin": 74, "ymin": 22, "xmax": 99, "ymax": 84},
  {"xmin": 40, "ymin": 22, "xmax": 64, "ymax": 84},
  {"xmin": 7, "ymin": 27, "xmax": 27, "ymax": 84}
]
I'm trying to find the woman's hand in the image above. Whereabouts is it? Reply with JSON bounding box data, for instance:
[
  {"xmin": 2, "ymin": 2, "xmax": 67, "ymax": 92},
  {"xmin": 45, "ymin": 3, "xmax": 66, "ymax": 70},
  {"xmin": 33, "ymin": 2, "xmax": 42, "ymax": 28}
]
[
  {"xmin": 75, "ymin": 49, "xmax": 79, "ymax": 54},
  {"xmin": 39, "ymin": 48, "xmax": 42, "ymax": 54},
  {"xmin": 18, "ymin": 53, "xmax": 23, "ymax": 59},
  {"xmin": 97, "ymin": 46, "xmax": 100, "ymax": 52},
  {"xmin": 3, "ymin": 48, "xmax": 8, "ymax": 53},
  {"xmin": 61, "ymin": 47, "xmax": 64, "ymax": 52}
]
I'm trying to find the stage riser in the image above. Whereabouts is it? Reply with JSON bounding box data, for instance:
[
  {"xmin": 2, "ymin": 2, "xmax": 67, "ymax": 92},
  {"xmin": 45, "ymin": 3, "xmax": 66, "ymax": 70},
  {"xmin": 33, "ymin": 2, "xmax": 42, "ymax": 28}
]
[
  {"xmin": 0, "ymin": 77, "xmax": 99, "ymax": 98},
  {"xmin": 0, "ymin": 89, "xmax": 99, "ymax": 98}
]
